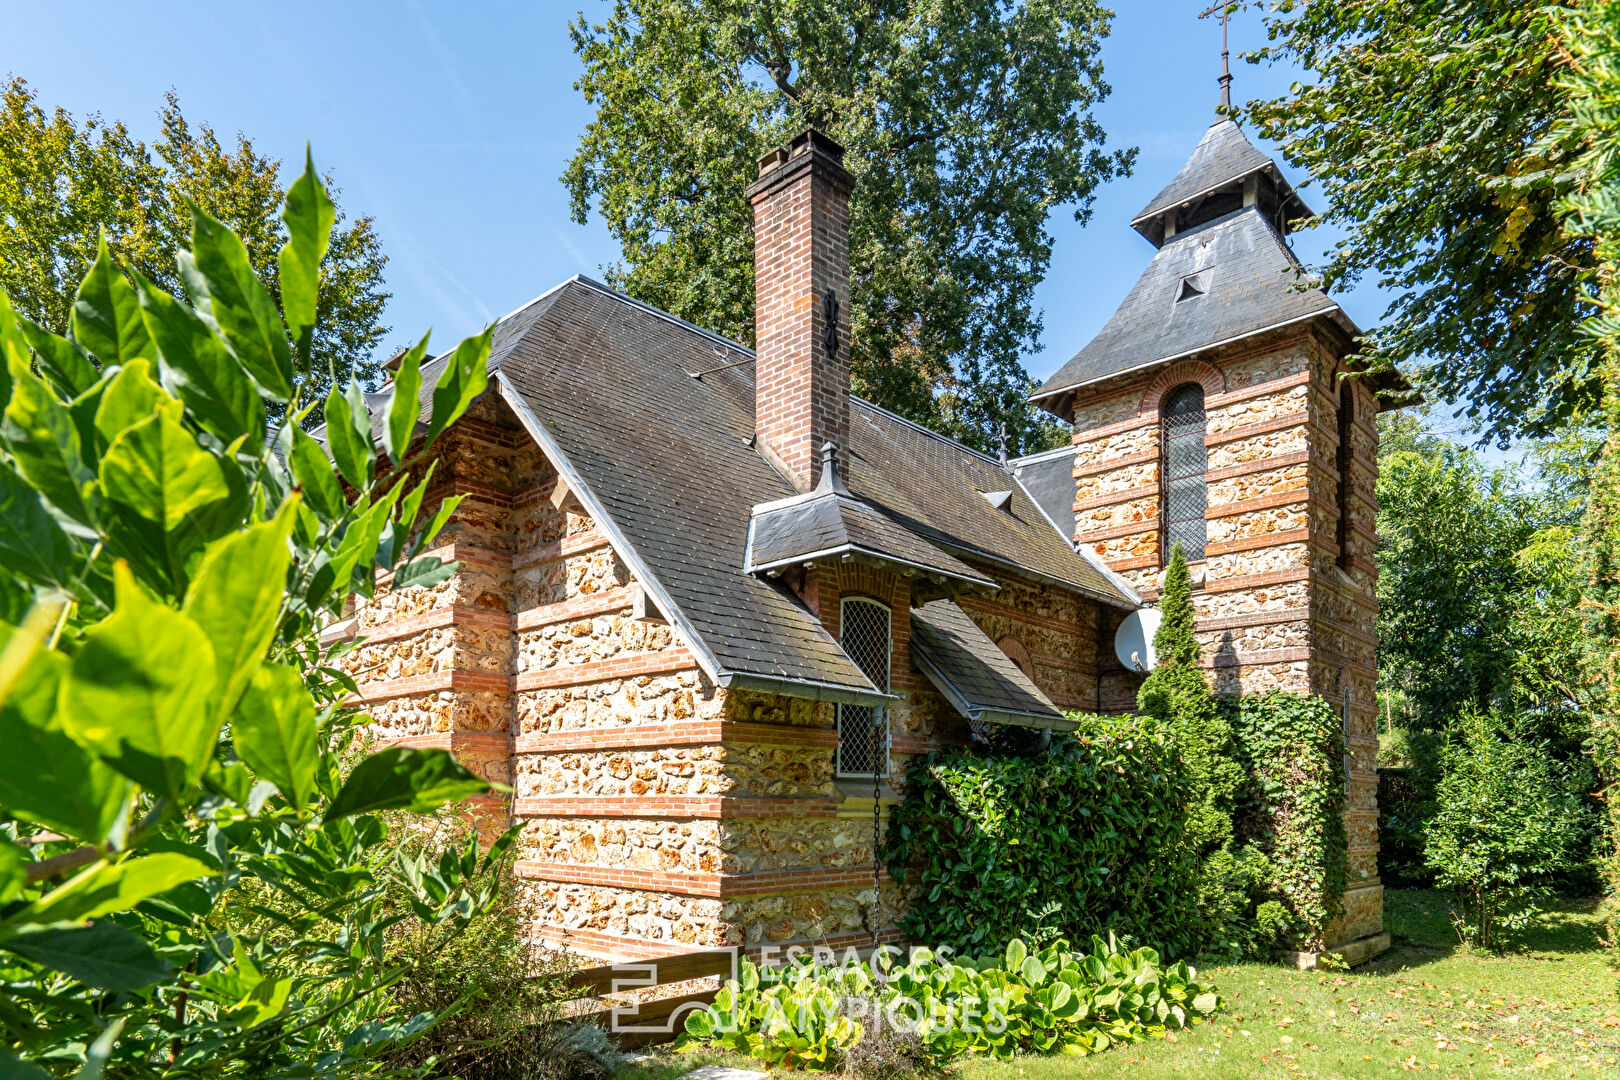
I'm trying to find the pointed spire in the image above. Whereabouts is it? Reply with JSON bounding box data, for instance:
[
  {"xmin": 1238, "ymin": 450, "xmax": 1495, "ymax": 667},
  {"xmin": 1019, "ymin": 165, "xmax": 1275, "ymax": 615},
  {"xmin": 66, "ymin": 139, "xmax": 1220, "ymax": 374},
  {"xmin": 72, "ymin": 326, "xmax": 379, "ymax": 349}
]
[
  {"xmin": 814, "ymin": 442, "xmax": 851, "ymax": 496},
  {"xmin": 1218, "ymin": 10, "xmax": 1232, "ymax": 111}
]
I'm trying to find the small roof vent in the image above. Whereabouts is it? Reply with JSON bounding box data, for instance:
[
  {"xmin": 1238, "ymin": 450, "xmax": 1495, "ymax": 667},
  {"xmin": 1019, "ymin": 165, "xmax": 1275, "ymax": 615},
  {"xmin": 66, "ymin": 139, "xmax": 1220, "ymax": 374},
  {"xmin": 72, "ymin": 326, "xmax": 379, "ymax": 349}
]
[
  {"xmin": 1176, "ymin": 273, "xmax": 1208, "ymax": 303},
  {"xmin": 981, "ymin": 490, "xmax": 1014, "ymax": 511}
]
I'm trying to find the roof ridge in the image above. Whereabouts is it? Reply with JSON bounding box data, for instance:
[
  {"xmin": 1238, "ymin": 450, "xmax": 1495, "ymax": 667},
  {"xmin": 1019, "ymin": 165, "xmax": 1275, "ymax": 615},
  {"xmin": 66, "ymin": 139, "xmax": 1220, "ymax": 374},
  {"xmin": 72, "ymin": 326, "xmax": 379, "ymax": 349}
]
[
  {"xmin": 1008, "ymin": 442, "xmax": 1077, "ymax": 467},
  {"xmin": 567, "ymin": 274, "xmax": 757, "ymax": 356}
]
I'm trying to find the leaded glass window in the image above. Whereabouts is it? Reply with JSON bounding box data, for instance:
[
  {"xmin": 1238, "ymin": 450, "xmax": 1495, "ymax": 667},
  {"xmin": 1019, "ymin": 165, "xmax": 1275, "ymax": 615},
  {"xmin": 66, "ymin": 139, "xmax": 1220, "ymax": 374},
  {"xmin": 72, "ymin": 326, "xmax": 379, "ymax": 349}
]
[
  {"xmin": 836, "ymin": 598, "xmax": 891, "ymax": 777},
  {"xmin": 1160, "ymin": 383, "xmax": 1208, "ymax": 563}
]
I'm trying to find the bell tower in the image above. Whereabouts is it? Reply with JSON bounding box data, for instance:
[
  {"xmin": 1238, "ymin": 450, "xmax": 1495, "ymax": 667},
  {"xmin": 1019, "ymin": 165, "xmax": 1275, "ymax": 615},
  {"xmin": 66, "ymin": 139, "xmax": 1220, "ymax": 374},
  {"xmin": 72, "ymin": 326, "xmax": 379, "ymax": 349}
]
[{"xmin": 1025, "ymin": 107, "xmax": 1410, "ymax": 962}]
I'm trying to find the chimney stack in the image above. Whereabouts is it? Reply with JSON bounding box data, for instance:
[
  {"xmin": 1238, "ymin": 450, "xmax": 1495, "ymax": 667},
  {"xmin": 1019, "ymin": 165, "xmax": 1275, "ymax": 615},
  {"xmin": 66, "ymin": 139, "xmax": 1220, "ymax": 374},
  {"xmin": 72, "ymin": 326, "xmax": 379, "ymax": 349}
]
[{"xmin": 747, "ymin": 130, "xmax": 853, "ymax": 490}]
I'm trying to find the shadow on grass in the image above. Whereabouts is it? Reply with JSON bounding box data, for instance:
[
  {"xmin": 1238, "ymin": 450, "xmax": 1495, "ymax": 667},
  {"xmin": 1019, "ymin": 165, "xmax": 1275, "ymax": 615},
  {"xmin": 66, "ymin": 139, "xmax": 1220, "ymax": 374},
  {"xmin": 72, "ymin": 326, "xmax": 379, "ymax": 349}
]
[{"xmin": 1366, "ymin": 888, "xmax": 1609, "ymax": 975}]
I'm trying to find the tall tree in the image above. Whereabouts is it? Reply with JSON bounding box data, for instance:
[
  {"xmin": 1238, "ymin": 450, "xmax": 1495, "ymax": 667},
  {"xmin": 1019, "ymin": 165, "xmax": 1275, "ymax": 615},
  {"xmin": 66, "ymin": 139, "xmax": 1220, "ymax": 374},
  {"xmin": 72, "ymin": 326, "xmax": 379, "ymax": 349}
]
[
  {"xmin": 0, "ymin": 77, "xmax": 390, "ymax": 408},
  {"xmin": 1558, "ymin": 0, "xmax": 1620, "ymax": 893},
  {"xmin": 563, "ymin": 0, "xmax": 1132, "ymax": 455},
  {"xmin": 1246, "ymin": 2, "xmax": 1598, "ymax": 443}
]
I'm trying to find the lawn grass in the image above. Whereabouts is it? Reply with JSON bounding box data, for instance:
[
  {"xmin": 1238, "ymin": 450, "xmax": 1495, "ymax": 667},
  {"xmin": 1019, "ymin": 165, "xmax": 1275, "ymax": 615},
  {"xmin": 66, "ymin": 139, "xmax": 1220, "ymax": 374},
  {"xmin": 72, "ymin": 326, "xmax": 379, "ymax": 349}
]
[{"xmin": 616, "ymin": 889, "xmax": 1620, "ymax": 1079}]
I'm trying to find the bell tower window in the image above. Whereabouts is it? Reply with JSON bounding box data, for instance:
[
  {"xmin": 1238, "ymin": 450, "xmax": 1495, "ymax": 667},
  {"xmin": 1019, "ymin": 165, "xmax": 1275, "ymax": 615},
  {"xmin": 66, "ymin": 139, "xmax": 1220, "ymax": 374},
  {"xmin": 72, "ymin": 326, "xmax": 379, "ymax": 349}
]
[
  {"xmin": 1160, "ymin": 383, "xmax": 1209, "ymax": 563},
  {"xmin": 836, "ymin": 597, "xmax": 892, "ymax": 777},
  {"xmin": 1336, "ymin": 381, "xmax": 1356, "ymax": 568}
]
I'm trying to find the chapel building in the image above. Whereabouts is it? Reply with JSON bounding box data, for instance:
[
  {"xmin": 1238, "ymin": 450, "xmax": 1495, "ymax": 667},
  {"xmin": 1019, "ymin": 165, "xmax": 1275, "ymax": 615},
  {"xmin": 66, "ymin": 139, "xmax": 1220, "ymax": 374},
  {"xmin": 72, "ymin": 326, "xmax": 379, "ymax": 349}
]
[{"xmin": 330, "ymin": 107, "xmax": 1395, "ymax": 963}]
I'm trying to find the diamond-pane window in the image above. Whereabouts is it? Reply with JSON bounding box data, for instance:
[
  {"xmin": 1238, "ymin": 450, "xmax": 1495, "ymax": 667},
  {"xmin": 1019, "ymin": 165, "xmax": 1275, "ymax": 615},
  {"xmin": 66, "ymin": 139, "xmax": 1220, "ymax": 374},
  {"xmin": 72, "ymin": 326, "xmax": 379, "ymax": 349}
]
[
  {"xmin": 837, "ymin": 598, "xmax": 892, "ymax": 777},
  {"xmin": 1161, "ymin": 383, "xmax": 1208, "ymax": 562}
]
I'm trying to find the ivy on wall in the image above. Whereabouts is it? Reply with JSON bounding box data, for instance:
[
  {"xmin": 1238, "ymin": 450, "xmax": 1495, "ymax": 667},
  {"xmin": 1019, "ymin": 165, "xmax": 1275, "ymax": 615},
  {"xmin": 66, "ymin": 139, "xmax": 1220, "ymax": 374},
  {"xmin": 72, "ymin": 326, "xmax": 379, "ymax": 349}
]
[
  {"xmin": 1225, "ymin": 692, "xmax": 1349, "ymax": 948},
  {"xmin": 883, "ymin": 714, "xmax": 1197, "ymax": 958},
  {"xmin": 884, "ymin": 693, "xmax": 1350, "ymax": 961}
]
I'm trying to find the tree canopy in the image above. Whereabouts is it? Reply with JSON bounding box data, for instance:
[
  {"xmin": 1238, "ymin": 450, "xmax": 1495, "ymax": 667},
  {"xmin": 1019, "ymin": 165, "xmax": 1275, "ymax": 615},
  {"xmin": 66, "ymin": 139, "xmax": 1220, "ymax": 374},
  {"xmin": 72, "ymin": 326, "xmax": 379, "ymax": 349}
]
[
  {"xmin": 0, "ymin": 77, "xmax": 390, "ymax": 411},
  {"xmin": 1246, "ymin": 1, "xmax": 1598, "ymax": 443},
  {"xmin": 562, "ymin": 0, "xmax": 1133, "ymax": 455}
]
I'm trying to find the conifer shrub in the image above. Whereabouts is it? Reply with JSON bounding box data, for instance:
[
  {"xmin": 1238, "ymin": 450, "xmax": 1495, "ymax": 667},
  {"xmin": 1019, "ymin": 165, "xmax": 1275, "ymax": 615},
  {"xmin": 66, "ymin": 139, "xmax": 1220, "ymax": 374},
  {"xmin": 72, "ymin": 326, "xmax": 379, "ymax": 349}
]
[{"xmin": 1135, "ymin": 546, "xmax": 1252, "ymax": 956}]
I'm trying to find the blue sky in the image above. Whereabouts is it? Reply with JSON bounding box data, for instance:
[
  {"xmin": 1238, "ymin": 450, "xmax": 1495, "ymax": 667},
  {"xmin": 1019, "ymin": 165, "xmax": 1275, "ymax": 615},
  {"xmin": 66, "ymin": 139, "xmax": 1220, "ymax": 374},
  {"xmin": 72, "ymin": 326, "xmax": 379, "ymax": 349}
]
[{"xmin": 8, "ymin": 1, "xmax": 1399, "ymax": 405}]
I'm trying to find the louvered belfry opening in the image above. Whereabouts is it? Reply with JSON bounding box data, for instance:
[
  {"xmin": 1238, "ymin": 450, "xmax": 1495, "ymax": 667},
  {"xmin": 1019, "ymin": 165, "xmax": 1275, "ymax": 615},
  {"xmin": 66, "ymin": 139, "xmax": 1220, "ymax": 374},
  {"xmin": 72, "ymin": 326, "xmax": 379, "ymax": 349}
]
[
  {"xmin": 1160, "ymin": 383, "xmax": 1209, "ymax": 562},
  {"xmin": 836, "ymin": 597, "xmax": 892, "ymax": 777}
]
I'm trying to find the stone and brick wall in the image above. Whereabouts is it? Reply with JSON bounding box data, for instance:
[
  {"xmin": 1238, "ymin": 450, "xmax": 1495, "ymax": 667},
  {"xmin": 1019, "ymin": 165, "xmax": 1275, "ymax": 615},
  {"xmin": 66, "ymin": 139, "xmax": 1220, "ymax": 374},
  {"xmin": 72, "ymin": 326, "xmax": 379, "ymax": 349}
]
[
  {"xmin": 1064, "ymin": 324, "xmax": 1386, "ymax": 948},
  {"xmin": 331, "ymin": 392, "xmax": 1127, "ymax": 961}
]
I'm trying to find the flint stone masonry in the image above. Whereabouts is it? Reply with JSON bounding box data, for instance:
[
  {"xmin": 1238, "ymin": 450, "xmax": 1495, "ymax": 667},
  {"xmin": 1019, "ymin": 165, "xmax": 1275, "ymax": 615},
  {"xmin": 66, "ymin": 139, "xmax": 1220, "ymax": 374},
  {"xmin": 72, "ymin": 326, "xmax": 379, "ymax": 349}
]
[{"xmin": 1061, "ymin": 326, "xmax": 1389, "ymax": 955}]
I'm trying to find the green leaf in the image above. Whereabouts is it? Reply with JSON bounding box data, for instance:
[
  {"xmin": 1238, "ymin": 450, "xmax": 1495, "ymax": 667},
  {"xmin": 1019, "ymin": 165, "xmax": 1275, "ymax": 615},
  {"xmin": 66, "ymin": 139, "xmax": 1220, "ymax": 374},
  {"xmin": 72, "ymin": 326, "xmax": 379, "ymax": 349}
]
[
  {"xmin": 382, "ymin": 332, "xmax": 429, "ymax": 464},
  {"xmin": 1005, "ymin": 938, "xmax": 1027, "ymax": 973},
  {"xmin": 326, "ymin": 747, "xmax": 491, "ymax": 819},
  {"xmin": 0, "ymin": 628, "xmax": 130, "ymax": 843},
  {"xmin": 1191, "ymin": 991, "xmax": 1218, "ymax": 1014},
  {"xmin": 412, "ymin": 493, "xmax": 464, "ymax": 557},
  {"xmin": 15, "ymin": 313, "xmax": 98, "ymax": 398},
  {"xmin": 185, "ymin": 202, "xmax": 294, "ymax": 400},
  {"xmin": 182, "ymin": 499, "xmax": 297, "ymax": 721},
  {"xmin": 234, "ymin": 663, "xmax": 318, "ymax": 813},
  {"xmin": 285, "ymin": 422, "xmax": 344, "ymax": 521},
  {"xmin": 16, "ymin": 853, "xmax": 217, "ymax": 925},
  {"xmin": 2, "ymin": 920, "xmax": 172, "ymax": 991},
  {"xmin": 0, "ymin": 462, "xmax": 78, "ymax": 591},
  {"xmin": 278, "ymin": 147, "xmax": 336, "ymax": 354},
  {"xmin": 317, "ymin": 477, "xmax": 404, "ymax": 607},
  {"xmin": 425, "ymin": 325, "xmax": 493, "ymax": 447},
  {"xmin": 0, "ymin": 840, "xmax": 25, "ymax": 905},
  {"xmin": 92, "ymin": 358, "xmax": 178, "ymax": 449},
  {"xmin": 3, "ymin": 356, "xmax": 98, "ymax": 533},
  {"xmin": 397, "ymin": 458, "xmax": 438, "ymax": 534},
  {"xmin": 59, "ymin": 564, "xmax": 219, "ymax": 802},
  {"xmin": 132, "ymin": 268, "xmax": 263, "ymax": 453},
  {"xmin": 96, "ymin": 409, "xmax": 237, "ymax": 593},
  {"xmin": 323, "ymin": 380, "xmax": 374, "ymax": 489},
  {"xmin": 0, "ymin": 290, "xmax": 27, "ymax": 408},
  {"xmin": 0, "ymin": 1049, "xmax": 53, "ymax": 1080},
  {"xmin": 71, "ymin": 236, "xmax": 152, "ymax": 367},
  {"xmin": 391, "ymin": 556, "xmax": 458, "ymax": 591}
]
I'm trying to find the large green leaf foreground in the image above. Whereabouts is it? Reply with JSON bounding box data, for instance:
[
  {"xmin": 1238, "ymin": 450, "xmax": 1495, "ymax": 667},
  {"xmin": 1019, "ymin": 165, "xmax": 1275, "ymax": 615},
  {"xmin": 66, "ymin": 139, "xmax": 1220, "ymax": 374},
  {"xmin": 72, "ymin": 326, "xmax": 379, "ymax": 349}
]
[{"xmin": 0, "ymin": 150, "xmax": 517, "ymax": 1078}]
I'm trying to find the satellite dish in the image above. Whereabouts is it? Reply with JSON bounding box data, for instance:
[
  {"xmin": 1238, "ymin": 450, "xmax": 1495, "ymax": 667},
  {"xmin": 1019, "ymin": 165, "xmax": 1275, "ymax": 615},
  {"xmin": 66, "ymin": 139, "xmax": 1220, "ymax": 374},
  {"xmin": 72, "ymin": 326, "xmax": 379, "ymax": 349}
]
[{"xmin": 1114, "ymin": 608, "xmax": 1162, "ymax": 673}]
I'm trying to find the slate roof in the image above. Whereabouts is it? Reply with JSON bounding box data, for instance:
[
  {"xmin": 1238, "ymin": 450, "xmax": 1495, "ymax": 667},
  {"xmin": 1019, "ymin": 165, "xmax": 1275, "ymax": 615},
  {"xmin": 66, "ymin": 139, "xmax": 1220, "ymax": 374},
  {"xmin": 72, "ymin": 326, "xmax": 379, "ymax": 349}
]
[
  {"xmin": 744, "ymin": 468, "xmax": 994, "ymax": 588},
  {"xmin": 1009, "ymin": 445, "xmax": 1078, "ymax": 545},
  {"xmin": 1032, "ymin": 207, "xmax": 1354, "ymax": 418},
  {"xmin": 371, "ymin": 276, "xmax": 1139, "ymax": 706},
  {"xmin": 1132, "ymin": 119, "xmax": 1311, "ymax": 238},
  {"xmin": 909, "ymin": 600, "xmax": 1072, "ymax": 729}
]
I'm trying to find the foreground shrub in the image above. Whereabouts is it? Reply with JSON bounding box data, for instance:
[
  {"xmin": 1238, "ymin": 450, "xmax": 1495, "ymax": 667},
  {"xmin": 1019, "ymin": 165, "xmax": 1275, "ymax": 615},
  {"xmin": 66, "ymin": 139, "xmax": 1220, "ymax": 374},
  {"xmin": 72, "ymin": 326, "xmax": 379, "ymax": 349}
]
[
  {"xmin": 885, "ymin": 713, "xmax": 1194, "ymax": 957},
  {"xmin": 680, "ymin": 935, "xmax": 1220, "ymax": 1070},
  {"xmin": 0, "ymin": 154, "xmax": 508, "ymax": 1075},
  {"xmin": 1424, "ymin": 712, "xmax": 1591, "ymax": 948}
]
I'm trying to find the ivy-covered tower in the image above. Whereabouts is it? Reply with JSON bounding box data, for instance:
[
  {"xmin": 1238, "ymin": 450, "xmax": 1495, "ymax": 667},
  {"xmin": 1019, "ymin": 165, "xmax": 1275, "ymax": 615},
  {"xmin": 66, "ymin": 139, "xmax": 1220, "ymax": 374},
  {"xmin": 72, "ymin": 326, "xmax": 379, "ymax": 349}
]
[{"xmin": 1019, "ymin": 104, "xmax": 1409, "ymax": 963}]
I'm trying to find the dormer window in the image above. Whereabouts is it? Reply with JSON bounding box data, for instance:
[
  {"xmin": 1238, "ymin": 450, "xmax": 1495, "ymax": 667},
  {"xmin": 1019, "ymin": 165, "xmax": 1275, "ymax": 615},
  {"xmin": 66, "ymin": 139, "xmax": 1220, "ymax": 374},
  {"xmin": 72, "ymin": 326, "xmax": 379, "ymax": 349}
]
[{"xmin": 1176, "ymin": 272, "xmax": 1208, "ymax": 302}]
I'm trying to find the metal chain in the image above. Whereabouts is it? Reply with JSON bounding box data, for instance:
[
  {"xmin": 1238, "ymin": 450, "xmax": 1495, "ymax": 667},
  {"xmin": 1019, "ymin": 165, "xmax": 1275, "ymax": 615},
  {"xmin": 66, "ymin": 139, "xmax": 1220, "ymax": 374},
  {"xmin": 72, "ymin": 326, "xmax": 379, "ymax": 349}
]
[{"xmin": 872, "ymin": 739, "xmax": 881, "ymax": 949}]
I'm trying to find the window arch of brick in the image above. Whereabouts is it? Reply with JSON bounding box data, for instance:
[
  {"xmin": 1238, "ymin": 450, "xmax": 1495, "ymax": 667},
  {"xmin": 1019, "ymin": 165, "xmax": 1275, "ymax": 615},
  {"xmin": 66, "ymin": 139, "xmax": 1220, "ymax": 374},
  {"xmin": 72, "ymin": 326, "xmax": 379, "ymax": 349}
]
[
  {"xmin": 1140, "ymin": 359, "xmax": 1224, "ymax": 415},
  {"xmin": 1160, "ymin": 382, "xmax": 1209, "ymax": 563},
  {"xmin": 997, "ymin": 635, "xmax": 1036, "ymax": 681}
]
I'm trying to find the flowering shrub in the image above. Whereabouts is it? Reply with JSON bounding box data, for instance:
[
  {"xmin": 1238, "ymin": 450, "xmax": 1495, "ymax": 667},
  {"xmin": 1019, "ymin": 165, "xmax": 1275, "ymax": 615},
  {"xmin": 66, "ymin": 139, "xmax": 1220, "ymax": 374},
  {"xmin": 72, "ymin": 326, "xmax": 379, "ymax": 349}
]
[{"xmin": 679, "ymin": 934, "xmax": 1220, "ymax": 1070}]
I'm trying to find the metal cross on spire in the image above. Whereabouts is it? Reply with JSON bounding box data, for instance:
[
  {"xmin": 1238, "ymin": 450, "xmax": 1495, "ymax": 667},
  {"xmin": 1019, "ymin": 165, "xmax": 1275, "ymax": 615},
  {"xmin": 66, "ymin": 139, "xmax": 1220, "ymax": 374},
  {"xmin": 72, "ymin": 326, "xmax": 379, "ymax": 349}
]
[{"xmin": 1200, "ymin": 3, "xmax": 1234, "ymax": 112}]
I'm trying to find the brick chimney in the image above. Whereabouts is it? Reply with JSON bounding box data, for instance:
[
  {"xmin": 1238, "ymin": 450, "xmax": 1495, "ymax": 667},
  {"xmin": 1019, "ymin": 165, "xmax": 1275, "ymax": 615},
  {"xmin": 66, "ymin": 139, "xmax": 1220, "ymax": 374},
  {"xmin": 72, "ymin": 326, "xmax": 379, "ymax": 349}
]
[{"xmin": 747, "ymin": 130, "xmax": 854, "ymax": 490}]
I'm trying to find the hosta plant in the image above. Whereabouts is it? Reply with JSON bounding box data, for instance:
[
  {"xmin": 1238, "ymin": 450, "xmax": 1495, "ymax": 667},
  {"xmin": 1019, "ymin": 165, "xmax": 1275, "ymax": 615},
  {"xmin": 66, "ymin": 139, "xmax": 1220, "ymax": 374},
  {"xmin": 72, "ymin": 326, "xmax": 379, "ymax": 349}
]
[
  {"xmin": 0, "ymin": 151, "xmax": 513, "ymax": 1077},
  {"xmin": 680, "ymin": 934, "xmax": 1220, "ymax": 1071}
]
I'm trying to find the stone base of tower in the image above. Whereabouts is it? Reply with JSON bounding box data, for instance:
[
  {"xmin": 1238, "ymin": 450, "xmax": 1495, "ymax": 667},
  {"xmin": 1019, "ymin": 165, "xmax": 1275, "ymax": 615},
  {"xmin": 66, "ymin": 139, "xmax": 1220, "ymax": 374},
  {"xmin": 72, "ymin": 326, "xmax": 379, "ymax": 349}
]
[{"xmin": 1280, "ymin": 883, "xmax": 1388, "ymax": 969}]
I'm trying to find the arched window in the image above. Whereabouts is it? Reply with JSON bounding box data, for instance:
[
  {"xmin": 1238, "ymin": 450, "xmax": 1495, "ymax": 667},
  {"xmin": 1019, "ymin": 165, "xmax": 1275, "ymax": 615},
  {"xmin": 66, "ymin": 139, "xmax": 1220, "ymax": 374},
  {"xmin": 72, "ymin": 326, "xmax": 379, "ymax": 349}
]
[
  {"xmin": 837, "ymin": 597, "xmax": 892, "ymax": 777},
  {"xmin": 1160, "ymin": 383, "xmax": 1208, "ymax": 563},
  {"xmin": 1336, "ymin": 382, "xmax": 1355, "ymax": 568}
]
